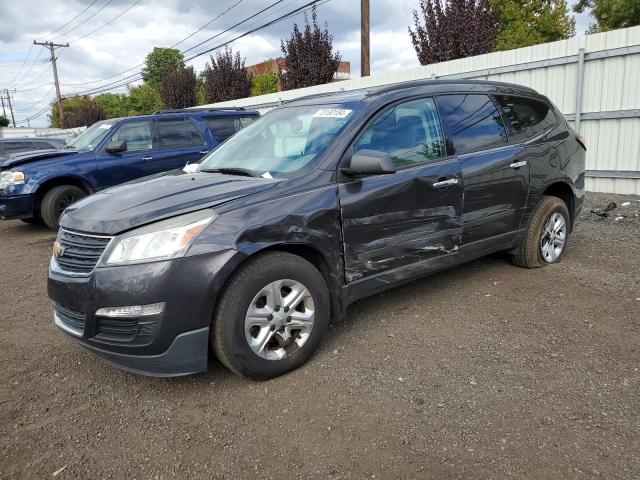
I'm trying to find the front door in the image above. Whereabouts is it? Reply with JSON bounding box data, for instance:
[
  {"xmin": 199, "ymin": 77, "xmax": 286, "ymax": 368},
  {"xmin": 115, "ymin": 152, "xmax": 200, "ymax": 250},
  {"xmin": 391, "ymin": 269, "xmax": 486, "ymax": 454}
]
[
  {"xmin": 339, "ymin": 97, "xmax": 463, "ymax": 282},
  {"xmin": 435, "ymin": 94, "xmax": 530, "ymax": 244},
  {"xmin": 154, "ymin": 117, "xmax": 208, "ymax": 171},
  {"xmin": 97, "ymin": 119, "xmax": 157, "ymax": 188}
]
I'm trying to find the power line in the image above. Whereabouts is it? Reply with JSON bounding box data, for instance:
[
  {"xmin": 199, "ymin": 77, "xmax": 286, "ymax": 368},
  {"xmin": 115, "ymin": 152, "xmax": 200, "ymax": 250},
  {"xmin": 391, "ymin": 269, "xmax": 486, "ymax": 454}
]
[
  {"xmin": 3, "ymin": 44, "xmax": 34, "ymax": 89},
  {"xmin": 45, "ymin": 0, "xmax": 101, "ymax": 37},
  {"xmin": 50, "ymin": 0, "xmax": 114, "ymax": 41},
  {"xmin": 63, "ymin": 0, "xmax": 324, "ymax": 98},
  {"xmin": 34, "ymin": 41, "xmax": 70, "ymax": 126},
  {"xmin": 70, "ymin": 0, "xmax": 141, "ymax": 43},
  {"xmin": 172, "ymin": 0, "xmax": 243, "ymax": 49},
  {"xmin": 9, "ymin": 46, "xmax": 47, "ymax": 88}
]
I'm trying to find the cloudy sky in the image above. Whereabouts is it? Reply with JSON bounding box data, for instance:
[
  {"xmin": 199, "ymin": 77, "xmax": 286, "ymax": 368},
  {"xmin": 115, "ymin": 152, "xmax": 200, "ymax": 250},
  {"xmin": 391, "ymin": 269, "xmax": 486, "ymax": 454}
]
[{"xmin": 0, "ymin": 0, "xmax": 592, "ymax": 127}]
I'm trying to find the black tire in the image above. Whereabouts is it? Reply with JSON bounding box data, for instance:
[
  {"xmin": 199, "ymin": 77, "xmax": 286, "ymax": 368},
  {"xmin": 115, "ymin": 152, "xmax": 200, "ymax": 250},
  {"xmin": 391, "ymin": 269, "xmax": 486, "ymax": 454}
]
[
  {"xmin": 213, "ymin": 252, "xmax": 330, "ymax": 380},
  {"xmin": 20, "ymin": 215, "xmax": 44, "ymax": 225},
  {"xmin": 512, "ymin": 195, "xmax": 570, "ymax": 268},
  {"xmin": 40, "ymin": 185, "xmax": 86, "ymax": 230}
]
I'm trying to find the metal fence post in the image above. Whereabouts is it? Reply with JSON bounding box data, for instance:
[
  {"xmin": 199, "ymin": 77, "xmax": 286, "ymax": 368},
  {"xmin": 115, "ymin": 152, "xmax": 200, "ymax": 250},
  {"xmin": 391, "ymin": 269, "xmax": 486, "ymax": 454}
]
[{"xmin": 575, "ymin": 48, "xmax": 586, "ymax": 134}]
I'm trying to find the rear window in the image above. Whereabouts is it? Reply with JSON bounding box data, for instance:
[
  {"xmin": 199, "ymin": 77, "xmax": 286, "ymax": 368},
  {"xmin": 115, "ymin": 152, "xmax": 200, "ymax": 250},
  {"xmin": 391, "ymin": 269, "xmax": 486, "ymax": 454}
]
[
  {"xmin": 204, "ymin": 115, "xmax": 256, "ymax": 143},
  {"xmin": 156, "ymin": 119, "xmax": 205, "ymax": 148},
  {"xmin": 435, "ymin": 94, "xmax": 507, "ymax": 154},
  {"xmin": 494, "ymin": 95, "xmax": 557, "ymax": 140}
]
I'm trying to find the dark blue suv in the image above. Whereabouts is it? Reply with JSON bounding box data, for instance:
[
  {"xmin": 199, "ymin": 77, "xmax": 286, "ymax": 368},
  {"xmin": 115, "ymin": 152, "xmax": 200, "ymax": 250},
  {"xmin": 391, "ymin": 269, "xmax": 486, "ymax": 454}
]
[{"xmin": 0, "ymin": 108, "xmax": 258, "ymax": 229}]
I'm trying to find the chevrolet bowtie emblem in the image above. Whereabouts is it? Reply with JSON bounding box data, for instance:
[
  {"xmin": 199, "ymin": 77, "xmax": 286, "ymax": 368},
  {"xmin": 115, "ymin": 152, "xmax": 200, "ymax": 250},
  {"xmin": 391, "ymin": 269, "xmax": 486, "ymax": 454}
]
[{"xmin": 52, "ymin": 242, "xmax": 65, "ymax": 257}]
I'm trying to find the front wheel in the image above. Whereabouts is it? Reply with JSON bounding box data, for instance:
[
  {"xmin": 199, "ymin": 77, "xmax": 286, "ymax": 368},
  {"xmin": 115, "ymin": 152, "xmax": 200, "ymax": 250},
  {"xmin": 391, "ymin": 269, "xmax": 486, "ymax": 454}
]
[
  {"xmin": 512, "ymin": 195, "xmax": 570, "ymax": 268},
  {"xmin": 40, "ymin": 185, "xmax": 86, "ymax": 230},
  {"xmin": 212, "ymin": 252, "xmax": 330, "ymax": 379}
]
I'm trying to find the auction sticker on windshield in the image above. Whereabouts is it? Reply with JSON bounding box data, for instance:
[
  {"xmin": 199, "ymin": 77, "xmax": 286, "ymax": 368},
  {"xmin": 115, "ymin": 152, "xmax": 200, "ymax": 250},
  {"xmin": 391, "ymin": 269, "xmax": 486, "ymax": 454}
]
[
  {"xmin": 99, "ymin": 124, "xmax": 112, "ymax": 129},
  {"xmin": 312, "ymin": 109, "xmax": 352, "ymax": 118}
]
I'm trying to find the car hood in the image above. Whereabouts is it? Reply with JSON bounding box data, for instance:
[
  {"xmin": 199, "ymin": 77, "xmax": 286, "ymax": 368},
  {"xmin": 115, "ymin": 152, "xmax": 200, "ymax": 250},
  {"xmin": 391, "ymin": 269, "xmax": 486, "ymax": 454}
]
[
  {"xmin": 60, "ymin": 169, "xmax": 280, "ymax": 235},
  {"xmin": 0, "ymin": 149, "xmax": 76, "ymax": 169}
]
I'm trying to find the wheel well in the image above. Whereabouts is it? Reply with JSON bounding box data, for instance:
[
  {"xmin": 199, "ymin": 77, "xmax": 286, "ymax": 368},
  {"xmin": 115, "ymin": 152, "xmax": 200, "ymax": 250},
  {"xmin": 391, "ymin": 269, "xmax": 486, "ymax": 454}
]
[
  {"xmin": 542, "ymin": 182, "xmax": 575, "ymax": 229},
  {"xmin": 33, "ymin": 177, "xmax": 92, "ymax": 215}
]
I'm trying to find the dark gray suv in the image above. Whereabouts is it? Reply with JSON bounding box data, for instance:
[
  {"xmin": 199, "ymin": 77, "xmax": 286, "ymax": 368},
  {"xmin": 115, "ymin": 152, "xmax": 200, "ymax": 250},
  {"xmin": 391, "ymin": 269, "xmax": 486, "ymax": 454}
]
[{"xmin": 48, "ymin": 80, "xmax": 585, "ymax": 379}]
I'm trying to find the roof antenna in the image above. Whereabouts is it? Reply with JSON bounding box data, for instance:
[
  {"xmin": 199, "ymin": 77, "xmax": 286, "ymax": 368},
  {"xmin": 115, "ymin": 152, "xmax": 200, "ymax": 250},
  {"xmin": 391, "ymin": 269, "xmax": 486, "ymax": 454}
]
[{"xmin": 483, "ymin": 68, "xmax": 492, "ymax": 80}]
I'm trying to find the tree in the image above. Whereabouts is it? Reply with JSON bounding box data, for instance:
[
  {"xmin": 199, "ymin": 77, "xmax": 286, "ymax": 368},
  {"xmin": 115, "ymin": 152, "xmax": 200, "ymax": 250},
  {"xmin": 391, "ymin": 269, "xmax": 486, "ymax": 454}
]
[
  {"xmin": 574, "ymin": 0, "xmax": 640, "ymax": 33},
  {"xmin": 409, "ymin": 0, "xmax": 498, "ymax": 66},
  {"xmin": 159, "ymin": 66, "xmax": 198, "ymax": 109},
  {"xmin": 279, "ymin": 6, "xmax": 341, "ymax": 90},
  {"xmin": 0, "ymin": 116, "xmax": 9, "ymax": 128},
  {"xmin": 250, "ymin": 73, "xmax": 278, "ymax": 96},
  {"xmin": 491, "ymin": 0, "xmax": 575, "ymax": 51},
  {"xmin": 50, "ymin": 96, "xmax": 106, "ymax": 128},
  {"xmin": 141, "ymin": 47, "xmax": 185, "ymax": 89},
  {"xmin": 95, "ymin": 93, "xmax": 132, "ymax": 118},
  {"xmin": 202, "ymin": 47, "xmax": 251, "ymax": 103},
  {"xmin": 128, "ymin": 83, "xmax": 164, "ymax": 115}
]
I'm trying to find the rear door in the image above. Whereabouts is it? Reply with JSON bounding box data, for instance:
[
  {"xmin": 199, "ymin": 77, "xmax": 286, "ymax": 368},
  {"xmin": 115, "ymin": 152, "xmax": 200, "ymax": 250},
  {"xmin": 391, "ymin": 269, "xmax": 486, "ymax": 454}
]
[
  {"xmin": 154, "ymin": 117, "xmax": 208, "ymax": 170},
  {"xmin": 339, "ymin": 97, "xmax": 463, "ymax": 281},
  {"xmin": 436, "ymin": 94, "xmax": 530, "ymax": 245}
]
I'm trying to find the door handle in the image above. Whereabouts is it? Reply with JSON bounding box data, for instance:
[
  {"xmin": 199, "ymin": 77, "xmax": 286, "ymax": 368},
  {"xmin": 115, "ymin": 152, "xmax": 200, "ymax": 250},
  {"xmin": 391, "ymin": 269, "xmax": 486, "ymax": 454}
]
[
  {"xmin": 200, "ymin": 150, "xmax": 209, "ymax": 155},
  {"xmin": 142, "ymin": 156, "xmax": 153, "ymax": 161},
  {"xmin": 433, "ymin": 178, "xmax": 459, "ymax": 188},
  {"xmin": 510, "ymin": 160, "xmax": 527, "ymax": 169}
]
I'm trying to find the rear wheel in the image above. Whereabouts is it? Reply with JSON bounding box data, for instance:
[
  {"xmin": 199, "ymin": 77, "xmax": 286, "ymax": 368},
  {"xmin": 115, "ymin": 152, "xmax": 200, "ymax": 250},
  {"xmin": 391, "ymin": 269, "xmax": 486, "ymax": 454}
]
[
  {"xmin": 213, "ymin": 252, "xmax": 330, "ymax": 379},
  {"xmin": 40, "ymin": 185, "xmax": 86, "ymax": 230},
  {"xmin": 512, "ymin": 195, "xmax": 570, "ymax": 268}
]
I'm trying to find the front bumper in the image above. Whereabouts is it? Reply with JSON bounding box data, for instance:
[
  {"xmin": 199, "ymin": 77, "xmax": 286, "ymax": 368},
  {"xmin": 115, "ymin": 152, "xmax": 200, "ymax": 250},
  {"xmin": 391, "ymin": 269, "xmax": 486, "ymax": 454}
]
[
  {"xmin": 48, "ymin": 248, "xmax": 244, "ymax": 377},
  {"xmin": 0, "ymin": 194, "xmax": 33, "ymax": 219}
]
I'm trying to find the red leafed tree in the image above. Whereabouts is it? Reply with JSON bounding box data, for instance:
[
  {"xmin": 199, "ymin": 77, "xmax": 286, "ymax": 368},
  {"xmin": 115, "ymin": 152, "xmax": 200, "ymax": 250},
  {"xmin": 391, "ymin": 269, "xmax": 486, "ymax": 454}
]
[
  {"xmin": 159, "ymin": 66, "xmax": 198, "ymax": 109},
  {"xmin": 278, "ymin": 6, "xmax": 341, "ymax": 90},
  {"xmin": 202, "ymin": 47, "xmax": 251, "ymax": 103},
  {"xmin": 409, "ymin": 0, "xmax": 498, "ymax": 66}
]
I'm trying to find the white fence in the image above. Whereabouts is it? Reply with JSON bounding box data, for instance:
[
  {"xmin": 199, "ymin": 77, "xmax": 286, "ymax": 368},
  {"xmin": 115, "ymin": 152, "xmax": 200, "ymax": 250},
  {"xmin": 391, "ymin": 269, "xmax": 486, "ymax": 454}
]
[
  {"xmin": 203, "ymin": 26, "xmax": 640, "ymax": 195},
  {"xmin": 0, "ymin": 126, "xmax": 86, "ymax": 142}
]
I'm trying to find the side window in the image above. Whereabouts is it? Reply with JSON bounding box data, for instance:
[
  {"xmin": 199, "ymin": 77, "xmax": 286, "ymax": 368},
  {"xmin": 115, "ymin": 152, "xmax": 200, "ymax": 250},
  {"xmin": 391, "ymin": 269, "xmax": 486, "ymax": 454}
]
[
  {"xmin": 110, "ymin": 121, "xmax": 152, "ymax": 152},
  {"xmin": 354, "ymin": 97, "xmax": 446, "ymax": 167},
  {"xmin": 156, "ymin": 119, "xmax": 205, "ymax": 148},
  {"xmin": 435, "ymin": 94, "xmax": 507, "ymax": 155},
  {"xmin": 204, "ymin": 115, "xmax": 256, "ymax": 143},
  {"xmin": 495, "ymin": 95, "xmax": 557, "ymax": 141},
  {"xmin": 4, "ymin": 141, "xmax": 35, "ymax": 154}
]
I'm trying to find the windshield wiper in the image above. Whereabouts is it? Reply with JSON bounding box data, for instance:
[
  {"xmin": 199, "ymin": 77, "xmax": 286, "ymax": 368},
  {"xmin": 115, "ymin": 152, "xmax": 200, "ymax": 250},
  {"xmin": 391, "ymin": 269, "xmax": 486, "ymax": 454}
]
[{"xmin": 200, "ymin": 167, "xmax": 260, "ymax": 177}]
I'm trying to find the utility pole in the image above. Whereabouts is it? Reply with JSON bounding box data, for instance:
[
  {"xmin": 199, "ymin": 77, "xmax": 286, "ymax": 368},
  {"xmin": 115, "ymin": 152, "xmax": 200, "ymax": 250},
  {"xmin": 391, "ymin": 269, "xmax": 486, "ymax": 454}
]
[
  {"xmin": 1, "ymin": 95, "xmax": 6, "ymax": 118},
  {"xmin": 4, "ymin": 89, "xmax": 16, "ymax": 127},
  {"xmin": 361, "ymin": 0, "xmax": 370, "ymax": 77},
  {"xmin": 34, "ymin": 40, "xmax": 69, "ymax": 127}
]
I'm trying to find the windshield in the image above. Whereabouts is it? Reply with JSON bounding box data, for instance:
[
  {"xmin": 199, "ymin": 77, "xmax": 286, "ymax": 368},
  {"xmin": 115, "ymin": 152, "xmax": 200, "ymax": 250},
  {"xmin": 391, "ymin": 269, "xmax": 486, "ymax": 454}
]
[
  {"xmin": 66, "ymin": 120, "xmax": 115, "ymax": 151},
  {"xmin": 199, "ymin": 104, "xmax": 359, "ymax": 177}
]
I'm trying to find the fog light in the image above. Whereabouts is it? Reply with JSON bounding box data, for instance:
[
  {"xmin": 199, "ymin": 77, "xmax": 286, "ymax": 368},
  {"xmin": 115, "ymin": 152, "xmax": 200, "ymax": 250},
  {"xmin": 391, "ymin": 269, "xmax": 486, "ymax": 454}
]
[{"xmin": 95, "ymin": 303, "xmax": 165, "ymax": 318}]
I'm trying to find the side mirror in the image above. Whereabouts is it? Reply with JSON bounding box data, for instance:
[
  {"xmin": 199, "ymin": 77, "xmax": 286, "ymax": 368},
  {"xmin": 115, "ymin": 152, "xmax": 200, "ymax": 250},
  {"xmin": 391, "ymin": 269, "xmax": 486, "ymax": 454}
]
[
  {"xmin": 341, "ymin": 149, "xmax": 396, "ymax": 176},
  {"xmin": 105, "ymin": 140, "xmax": 127, "ymax": 154}
]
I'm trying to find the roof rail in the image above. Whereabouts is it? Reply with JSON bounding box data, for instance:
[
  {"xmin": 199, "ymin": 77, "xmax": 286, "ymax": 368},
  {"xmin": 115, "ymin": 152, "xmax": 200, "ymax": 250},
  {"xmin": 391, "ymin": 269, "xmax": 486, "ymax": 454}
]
[{"xmin": 152, "ymin": 107, "xmax": 247, "ymax": 114}]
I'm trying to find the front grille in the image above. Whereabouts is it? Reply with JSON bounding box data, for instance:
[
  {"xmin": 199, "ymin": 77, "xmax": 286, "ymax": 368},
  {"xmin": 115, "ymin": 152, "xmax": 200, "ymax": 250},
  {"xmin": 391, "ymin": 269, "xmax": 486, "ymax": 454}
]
[
  {"xmin": 54, "ymin": 229, "xmax": 112, "ymax": 274},
  {"xmin": 53, "ymin": 302, "xmax": 86, "ymax": 335}
]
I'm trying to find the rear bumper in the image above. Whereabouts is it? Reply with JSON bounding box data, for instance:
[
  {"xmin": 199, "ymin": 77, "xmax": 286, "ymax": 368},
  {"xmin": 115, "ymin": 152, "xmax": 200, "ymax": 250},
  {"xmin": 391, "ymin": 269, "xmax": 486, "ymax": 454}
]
[{"xmin": 0, "ymin": 194, "xmax": 33, "ymax": 219}]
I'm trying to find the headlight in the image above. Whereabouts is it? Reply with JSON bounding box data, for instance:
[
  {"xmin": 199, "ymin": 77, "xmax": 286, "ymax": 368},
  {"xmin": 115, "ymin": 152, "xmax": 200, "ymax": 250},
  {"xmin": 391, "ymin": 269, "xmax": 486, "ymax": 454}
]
[
  {"xmin": 102, "ymin": 210, "xmax": 216, "ymax": 266},
  {"xmin": 0, "ymin": 171, "xmax": 25, "ymax": 190}
]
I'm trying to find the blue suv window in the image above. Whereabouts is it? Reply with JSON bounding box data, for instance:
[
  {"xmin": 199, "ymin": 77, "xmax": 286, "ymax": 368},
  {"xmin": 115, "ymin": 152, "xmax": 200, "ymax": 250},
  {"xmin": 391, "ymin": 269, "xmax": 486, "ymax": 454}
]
[
  {"xmin": 436, "ymin": 94, "xmax": 507, "ymax": 155},
  {"xmin": 110, "ymin": 121, "xmax": 153, "ymax": 152},
  {"xmin": 156, "ymin": 118, "xmax": 205, "ymax": 148},
  {"xmin": 204, "ymin": 115, "xmax": 256, "ymax": 143}
]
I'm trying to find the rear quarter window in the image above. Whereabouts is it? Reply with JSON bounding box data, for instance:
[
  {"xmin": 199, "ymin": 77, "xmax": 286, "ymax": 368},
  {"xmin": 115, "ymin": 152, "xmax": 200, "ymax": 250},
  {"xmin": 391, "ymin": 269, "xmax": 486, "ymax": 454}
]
[
  {"xmin": 494, "ymin": 95, "xmax": 557, "ymax": 141},
  {"xmin": 435, "ymin": 94, "xmax": 507, "ymax": 155}
]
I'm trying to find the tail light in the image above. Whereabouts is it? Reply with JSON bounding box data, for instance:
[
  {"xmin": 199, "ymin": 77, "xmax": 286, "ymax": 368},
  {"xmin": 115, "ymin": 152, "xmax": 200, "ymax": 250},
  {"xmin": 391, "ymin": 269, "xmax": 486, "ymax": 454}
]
[{"xmin": 576, "ymin": 135, "xmax": 587, "ymax": 150}]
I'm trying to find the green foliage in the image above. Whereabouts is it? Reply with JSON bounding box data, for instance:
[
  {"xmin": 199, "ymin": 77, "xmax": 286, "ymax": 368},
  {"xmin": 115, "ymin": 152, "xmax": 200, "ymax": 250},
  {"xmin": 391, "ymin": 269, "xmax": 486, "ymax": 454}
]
[
  {"xmin": 50, "ymin": 96, "xmax": 106, "ymax": 128},
  {"xmin": 490, "ymin": 0, "xmax": 575, "ymax": 51},
  {"xmin": 196, "ymin": 83, "xmax": 207, "ymax": 106},
  {"xmin": 0, "ymin": 115, "xmax": 9, "ymax": 128},
  {"xmin": 141, "ymin": 47, "xmax": 185, "ymax": 88},
  {"xmin": 128, "ymin": 84, "xmax": 164, "ymax": 115},
  {"xmin": 94, "ymin": 93, "xmax": 132, "ymax": 118},
  {"xmin": 250, "ymin": 73, "xmax": 278, "ymax": 96},
  {"xmin": 574, "ymin": 0, "xmax": 640, "ymax": 33}
]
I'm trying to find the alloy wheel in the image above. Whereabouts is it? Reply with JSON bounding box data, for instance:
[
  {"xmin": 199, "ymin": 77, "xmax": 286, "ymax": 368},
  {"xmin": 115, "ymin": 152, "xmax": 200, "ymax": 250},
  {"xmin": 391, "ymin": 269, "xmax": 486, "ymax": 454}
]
[{"xmin": 540, "ymin": 212, "xmax": 567, "ymax": 263}]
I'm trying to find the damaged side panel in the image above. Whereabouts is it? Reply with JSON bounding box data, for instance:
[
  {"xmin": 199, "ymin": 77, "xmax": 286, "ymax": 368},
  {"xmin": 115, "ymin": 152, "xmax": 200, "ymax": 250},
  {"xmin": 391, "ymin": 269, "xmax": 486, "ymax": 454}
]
[{"xmin": 338, "ymin": 158, "xmax": 463, "ymax": 282}]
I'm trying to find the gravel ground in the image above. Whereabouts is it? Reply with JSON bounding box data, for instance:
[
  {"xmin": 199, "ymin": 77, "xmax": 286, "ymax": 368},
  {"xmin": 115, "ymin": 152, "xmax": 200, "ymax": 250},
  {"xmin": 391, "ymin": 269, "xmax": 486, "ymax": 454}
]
[{"xmin": 1, "ymin": 191, "xmax": 639, "ymax": 480}]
